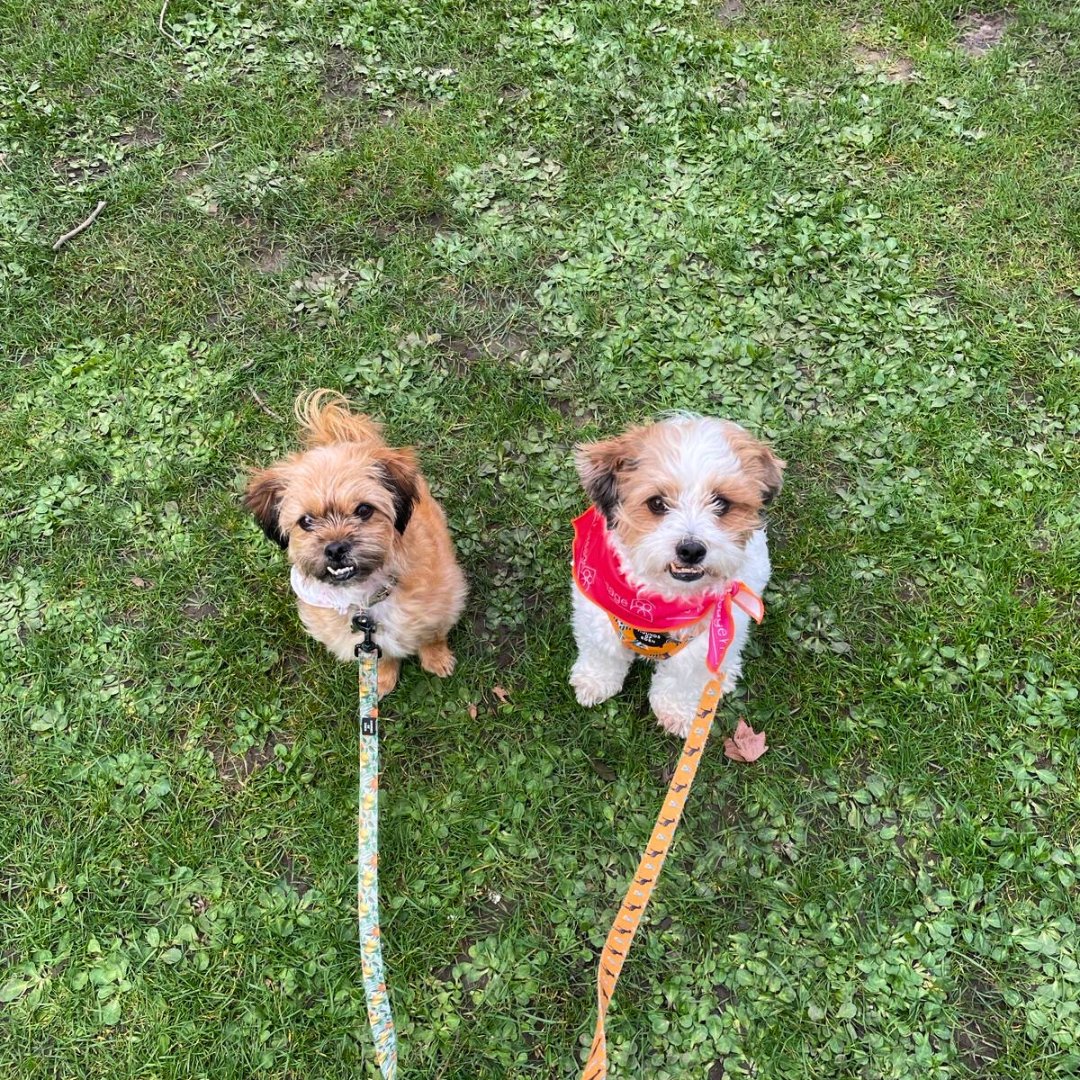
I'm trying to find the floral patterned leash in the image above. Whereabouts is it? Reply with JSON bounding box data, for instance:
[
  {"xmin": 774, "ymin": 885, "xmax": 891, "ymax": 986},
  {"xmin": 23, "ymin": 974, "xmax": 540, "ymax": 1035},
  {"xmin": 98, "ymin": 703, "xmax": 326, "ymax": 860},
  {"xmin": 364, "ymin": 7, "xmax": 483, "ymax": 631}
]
[{"xmin": 353, "ymin": 613, "xmax": 398, "ymax": 1079}]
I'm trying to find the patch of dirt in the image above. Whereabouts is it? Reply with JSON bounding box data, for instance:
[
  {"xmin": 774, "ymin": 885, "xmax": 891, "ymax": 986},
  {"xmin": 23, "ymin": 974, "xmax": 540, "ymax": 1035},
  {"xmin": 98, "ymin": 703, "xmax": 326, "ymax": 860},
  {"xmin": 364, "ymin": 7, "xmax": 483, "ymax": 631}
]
[
  {"xmin": 548, "ymin": 395, "xmax": 598, "ymax": 428},
  {"xmin": 366, "ymin": 219, "xmax": 401, "ymax": 241},
  {"xmin": 279, "ymin": 853, "xmax": 310, "ymax": 897},
  {"xmin": 268, "ymin": 647, "xmax": 309, "ymax": 684},
  {"xmin": 957, "ymin": 12, "xmax": 1012, "ymax": 56},
  {"xmin": 1015, "ymin": 573, "xmax": 1039, "ymax": 607},
  {"xmin": 471, "ymin": 890, "xmax": 517, "ymax": 933},
  {"xmin": 589, "ymin": 757, "xmax": 617, "ymax": 783},
  {"xmin": 433, "ymin": 938, "xmax": 489, "ymax": 989},
  {"xmin": 896, "ymin": 579, "xmax": 919, "ymax": 603},
  {"xmin": 420, "ymin": 209, "xmax": 448, "ymax": 232},
  {"xmin": 252, "ymin": 241, "xmax": 290, "ymax": 274},
  {"xmin": 171, "ymin": 160, "xmax": 208, "ymax": 185},
  {"xmin": 114, "ymin": 121, "xmax": 162, "ymax": 150},
  {"xmin": 55, "ymin": 156, "xmax": 111, "ymax": 186},
  {"xmin": 322, "ymin": 45, "xmax": 363, "ymax": 98},
  {"xmin": 443, "ymin": 326, "xmax": 535, "ymax": 370},
  {"xmin": 468, "ymin": 608, "xmax": 521, "ymax": 670},
  {"xmin": 713, "ymin": 0, "xmax": 744, "ymax": 21},
  {"xmin": 852, "ymin": 44, "xmax": 916, "ymax": 83},
  {"xmin": 214, "ymin": 734, "xmax": 289, "ymax": 792},
  {"xmin": 953, "ymin": 978, "xmax": 1005, "ymax": 1072},
  {"xmin": 182, "ymin": 593, "xmax": 220, "ymax": 621}
]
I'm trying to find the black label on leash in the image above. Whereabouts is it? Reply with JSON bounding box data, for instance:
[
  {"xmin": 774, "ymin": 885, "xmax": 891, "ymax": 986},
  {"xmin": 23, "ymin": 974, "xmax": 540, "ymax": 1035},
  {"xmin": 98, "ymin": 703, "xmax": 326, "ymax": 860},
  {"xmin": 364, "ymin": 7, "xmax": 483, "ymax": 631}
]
[{"xmin": 361, "ymin": 715, "xmax": 378, "ymax": 737}]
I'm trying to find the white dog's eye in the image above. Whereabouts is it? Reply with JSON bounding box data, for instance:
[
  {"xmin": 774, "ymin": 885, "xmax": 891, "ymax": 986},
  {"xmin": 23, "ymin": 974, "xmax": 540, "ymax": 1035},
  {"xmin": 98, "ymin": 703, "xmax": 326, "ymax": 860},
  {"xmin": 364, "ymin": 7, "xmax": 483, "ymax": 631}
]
[
  {"xmin": 645, "ymin": 496, "xmax": 668, "ymax": 515},
  {"xmin": 712, "ymin": 495, "xmax": 731, "ymax": 516},
  {"xmin": 355, "ymin": 503, "xmax": 374, "ymax": 521},
  {"xmin": 298, "ymin": 514, "xmax": 316, "ymax": 531}
]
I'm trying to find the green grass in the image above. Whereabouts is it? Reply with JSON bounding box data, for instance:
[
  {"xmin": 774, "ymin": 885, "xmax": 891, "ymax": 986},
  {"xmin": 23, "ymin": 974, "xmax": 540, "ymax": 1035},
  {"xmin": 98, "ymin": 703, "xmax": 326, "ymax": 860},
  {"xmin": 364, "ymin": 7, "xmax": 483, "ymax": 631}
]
[{"xmin": 2, "ymin": 1, "xmax": 1078, "ymax": 1076}]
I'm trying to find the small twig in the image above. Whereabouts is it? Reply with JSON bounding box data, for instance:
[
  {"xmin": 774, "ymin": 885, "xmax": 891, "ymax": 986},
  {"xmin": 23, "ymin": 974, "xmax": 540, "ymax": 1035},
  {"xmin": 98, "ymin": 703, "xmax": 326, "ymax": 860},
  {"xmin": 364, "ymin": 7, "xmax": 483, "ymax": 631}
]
[
  {"xmin": 250, "ymin": 388, "xmax": 284, "ymax": 421},
  {"xmin": 158, "ymin": 0, "xmax": 184, "ymax": 48},
  {"xmin": 172, "ymin": 139, "xmax": 229, "ymax": 179},
  {"xmin": 51, "ymin": 200, "xmax": 107, "ymax": 252}
]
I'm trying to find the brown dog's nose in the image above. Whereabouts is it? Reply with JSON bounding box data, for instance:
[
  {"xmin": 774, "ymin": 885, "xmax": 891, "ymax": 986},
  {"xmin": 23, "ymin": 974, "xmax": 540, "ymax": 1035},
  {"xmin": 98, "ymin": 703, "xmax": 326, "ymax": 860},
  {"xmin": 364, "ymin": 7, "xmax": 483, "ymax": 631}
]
[{"xmin": 324, "ymin": 541, "xmax": 351, "ymax": 564}]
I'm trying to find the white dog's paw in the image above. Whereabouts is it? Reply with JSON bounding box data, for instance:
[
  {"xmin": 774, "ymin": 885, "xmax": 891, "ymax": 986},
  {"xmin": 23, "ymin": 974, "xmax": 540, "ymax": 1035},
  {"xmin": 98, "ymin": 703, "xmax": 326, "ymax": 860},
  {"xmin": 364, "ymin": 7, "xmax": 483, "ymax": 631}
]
[
  {"xmin": 654, "ymin": 709, "xmax": 692, "ymax": 740},
  {"xmin": 570, "ymin": 666, "xmax": 623, "ymax": 708}
]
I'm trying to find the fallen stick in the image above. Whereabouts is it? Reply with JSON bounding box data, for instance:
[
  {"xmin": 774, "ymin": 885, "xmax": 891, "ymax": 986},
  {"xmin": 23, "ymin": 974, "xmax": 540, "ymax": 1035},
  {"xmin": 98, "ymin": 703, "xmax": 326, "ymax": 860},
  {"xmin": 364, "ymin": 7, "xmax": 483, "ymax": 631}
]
[
  {"xmin": 51, "ymin": 200, "xmax": 107, "ymax": 251},
  {"xmin": 158, "ymin": 0, "xmax": 183, "ymax": 48},
  {"xmin": 250, "ymin": 389, "xmax": 284, "ymax": 421}
]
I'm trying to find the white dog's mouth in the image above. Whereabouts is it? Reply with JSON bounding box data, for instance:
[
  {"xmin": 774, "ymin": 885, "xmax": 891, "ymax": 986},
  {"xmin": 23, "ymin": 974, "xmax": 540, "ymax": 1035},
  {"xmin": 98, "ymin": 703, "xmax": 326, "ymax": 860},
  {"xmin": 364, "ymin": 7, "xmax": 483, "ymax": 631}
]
[
  {"xmin": 668, "ymin": 562, "xmax": 705, "ymax": 583},
  {"xmin": 325, "ymin": 564, "xmax": 358, "ymax": 582}
]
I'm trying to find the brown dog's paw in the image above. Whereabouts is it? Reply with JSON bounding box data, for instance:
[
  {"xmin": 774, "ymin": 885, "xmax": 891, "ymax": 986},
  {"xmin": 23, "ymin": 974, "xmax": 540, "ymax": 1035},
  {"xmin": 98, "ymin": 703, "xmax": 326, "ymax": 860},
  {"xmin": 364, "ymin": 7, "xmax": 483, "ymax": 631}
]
[
  {"xmin": 377, "ymin": 657, "xmax": 401, "ymax": 698},
  {"xmin": 419, "ymin": 639, "xmax": 456, "ymax": 678}
]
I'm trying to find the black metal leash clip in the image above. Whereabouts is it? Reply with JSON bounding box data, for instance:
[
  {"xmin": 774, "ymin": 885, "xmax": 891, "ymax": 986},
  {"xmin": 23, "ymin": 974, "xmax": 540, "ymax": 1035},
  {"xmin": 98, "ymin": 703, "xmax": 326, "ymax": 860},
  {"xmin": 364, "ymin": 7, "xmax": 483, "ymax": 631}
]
[{"xmin": 352, "ymin": 612, "xmax": 381, "ymax": 657}]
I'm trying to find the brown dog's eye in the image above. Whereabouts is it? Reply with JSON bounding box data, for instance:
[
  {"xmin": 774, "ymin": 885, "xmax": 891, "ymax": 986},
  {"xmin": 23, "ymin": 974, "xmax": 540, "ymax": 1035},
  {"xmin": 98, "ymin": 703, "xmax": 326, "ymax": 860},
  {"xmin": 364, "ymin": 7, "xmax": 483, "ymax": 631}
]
[
  {"xmin": 646, "ymin": 496, "xmax": 668, "ymax": 515},
  {"xmin": 297, "ymin": 514, "xmax": 316, "ymax": 531},
  {"xmin": 712, "ymin": 495, "xmax": 730, "ymax": 516},
  {"xmin": 355, "ymin": 503, "xmax": 374, "ymax": 521}
]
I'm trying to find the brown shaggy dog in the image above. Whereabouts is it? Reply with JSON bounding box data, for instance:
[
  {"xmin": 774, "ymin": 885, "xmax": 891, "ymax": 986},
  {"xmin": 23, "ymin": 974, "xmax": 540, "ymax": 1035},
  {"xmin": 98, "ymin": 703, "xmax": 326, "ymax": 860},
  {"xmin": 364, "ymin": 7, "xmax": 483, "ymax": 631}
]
[{"xmin": 244, "ymin": 390, "xmax": 467, "ymax": 696}]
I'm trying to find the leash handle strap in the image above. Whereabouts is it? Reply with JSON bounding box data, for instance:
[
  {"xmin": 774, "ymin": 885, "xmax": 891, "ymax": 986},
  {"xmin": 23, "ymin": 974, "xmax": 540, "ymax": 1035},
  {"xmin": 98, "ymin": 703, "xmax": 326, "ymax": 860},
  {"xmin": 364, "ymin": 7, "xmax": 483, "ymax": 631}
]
[
  {"xmin": 580, "ymin": 675, "xmax": 722, "ymax": 1080},
  {"xmin": 357, "ymin": 650, "xmax": 398, "ymax": 1079}
]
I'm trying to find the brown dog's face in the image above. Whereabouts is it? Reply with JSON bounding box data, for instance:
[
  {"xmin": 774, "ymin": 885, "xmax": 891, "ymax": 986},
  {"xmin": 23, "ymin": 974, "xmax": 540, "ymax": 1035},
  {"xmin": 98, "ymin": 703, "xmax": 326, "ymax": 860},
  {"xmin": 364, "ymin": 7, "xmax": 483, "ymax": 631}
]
[{"xmin": 245, "ymin": 444, "xmax": 418, "ymax": 585}]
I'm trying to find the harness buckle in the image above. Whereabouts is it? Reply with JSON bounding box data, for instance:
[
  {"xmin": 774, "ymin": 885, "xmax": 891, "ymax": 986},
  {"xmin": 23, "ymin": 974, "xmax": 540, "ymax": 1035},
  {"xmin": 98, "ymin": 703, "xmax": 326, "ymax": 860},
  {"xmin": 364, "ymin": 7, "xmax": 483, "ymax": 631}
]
[{"xmin": 352, "ymin": 612, "xmax": 381, "ymax": 657}]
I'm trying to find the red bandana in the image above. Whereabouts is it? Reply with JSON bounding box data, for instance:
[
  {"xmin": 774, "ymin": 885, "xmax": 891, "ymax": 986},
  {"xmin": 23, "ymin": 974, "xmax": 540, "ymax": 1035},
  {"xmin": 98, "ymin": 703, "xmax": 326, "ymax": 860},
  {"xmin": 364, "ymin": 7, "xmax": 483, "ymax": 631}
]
[{"xmin": 572, "ymin": 507, "xmax": 764, "ymax": 672}]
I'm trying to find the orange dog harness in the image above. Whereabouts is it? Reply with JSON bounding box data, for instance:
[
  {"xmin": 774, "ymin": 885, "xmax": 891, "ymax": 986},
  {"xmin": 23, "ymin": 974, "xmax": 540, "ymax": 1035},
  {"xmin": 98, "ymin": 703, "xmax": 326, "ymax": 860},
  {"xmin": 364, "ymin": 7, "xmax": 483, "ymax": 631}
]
[{"xmin": 605, "ymin": 613, "xmax": 705, "ymax": 661}]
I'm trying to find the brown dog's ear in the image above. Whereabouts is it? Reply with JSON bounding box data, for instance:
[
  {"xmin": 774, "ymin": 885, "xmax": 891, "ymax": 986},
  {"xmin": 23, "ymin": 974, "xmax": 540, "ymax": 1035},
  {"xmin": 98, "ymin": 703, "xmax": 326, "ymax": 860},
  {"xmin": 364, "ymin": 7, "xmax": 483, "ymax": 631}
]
[
  {"xmin": 377, "ymin": 449, "xmax": 420, "ymax": 534},
  {"xmin": 723, "ymin": 424, "xmax": 786, "ymax": 506},
  {"xmin": 244, "ymin": 466, "xmax": 290, "ymax": 548},
  {"xmin": 574, "ymin": 433, "xmax": 638, "ymax": 527}
]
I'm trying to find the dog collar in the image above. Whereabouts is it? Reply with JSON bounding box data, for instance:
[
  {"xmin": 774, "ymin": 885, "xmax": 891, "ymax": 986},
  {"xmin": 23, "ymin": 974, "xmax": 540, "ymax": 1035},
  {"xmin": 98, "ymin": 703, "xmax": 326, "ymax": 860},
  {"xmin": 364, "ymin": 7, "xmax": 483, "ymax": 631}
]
[
  {"xmin": 289, "ymin": 564, "xmax": 398, "ymax": 616},
  {"xmin": 572, "ymin": 507, "xmax": 764, "ymax": 671}
]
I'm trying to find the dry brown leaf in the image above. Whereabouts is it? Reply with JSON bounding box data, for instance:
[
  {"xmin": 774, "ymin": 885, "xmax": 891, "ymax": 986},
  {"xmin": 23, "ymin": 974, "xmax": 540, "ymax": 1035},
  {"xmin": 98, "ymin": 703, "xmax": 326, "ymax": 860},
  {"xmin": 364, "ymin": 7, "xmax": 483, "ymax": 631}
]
[
  {"xmin": 130, "ymin": 576, "xmax": 153, "ymax": 588},
  {"xmin": 723, "ymin": 718, "xmax": 768, "ymax": 763},
  {"xmin": 492, "ymin": 685, "xmax": 510, "ymax": 703},
  {"xmin": 467, "ymin": 703, "xmax": 478, "ymax": 720}
]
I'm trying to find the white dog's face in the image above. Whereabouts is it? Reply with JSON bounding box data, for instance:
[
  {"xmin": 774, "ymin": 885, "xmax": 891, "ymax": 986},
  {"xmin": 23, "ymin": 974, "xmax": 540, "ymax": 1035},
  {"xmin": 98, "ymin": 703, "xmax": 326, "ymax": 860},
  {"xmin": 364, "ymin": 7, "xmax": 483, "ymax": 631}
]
[{"xmin": 575, "ymin": 415, "xmax": 785, "ymax": 597}]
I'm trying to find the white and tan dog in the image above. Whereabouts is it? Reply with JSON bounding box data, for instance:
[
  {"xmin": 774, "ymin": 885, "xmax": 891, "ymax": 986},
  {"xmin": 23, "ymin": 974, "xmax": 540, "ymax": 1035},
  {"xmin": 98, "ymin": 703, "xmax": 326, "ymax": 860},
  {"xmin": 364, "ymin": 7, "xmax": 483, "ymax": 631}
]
[
  {"xmin": 569, "ymin": 414, "xmax": 784, "ymax": 737},
  {"xmin": 244, "ymin": 390, "xmax": 467, "ymax": 697}
]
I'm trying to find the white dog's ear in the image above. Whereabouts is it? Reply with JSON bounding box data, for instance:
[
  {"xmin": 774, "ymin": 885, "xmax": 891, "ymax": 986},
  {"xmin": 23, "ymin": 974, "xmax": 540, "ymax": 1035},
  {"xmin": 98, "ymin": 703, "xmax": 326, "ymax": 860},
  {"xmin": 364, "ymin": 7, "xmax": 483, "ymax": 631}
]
[
  {"xmin": 723, "ymin": 424, "xmax": 786, "ymax": 506},
  {"xmin": 575, "ymin": 433, "xmax": 638, "ymax": 526},
  {"xmin": 244, "ymin": 465, "xmax": 290, "ymax": 548}
]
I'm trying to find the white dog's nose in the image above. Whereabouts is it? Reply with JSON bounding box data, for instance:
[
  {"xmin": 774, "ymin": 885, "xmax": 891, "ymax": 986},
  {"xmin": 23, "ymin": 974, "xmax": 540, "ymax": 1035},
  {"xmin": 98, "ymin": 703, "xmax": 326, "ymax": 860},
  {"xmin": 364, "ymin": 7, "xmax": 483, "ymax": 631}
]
[{"xmin": 675, "ymin": 538, "xmax": 706, "ymax": 565}]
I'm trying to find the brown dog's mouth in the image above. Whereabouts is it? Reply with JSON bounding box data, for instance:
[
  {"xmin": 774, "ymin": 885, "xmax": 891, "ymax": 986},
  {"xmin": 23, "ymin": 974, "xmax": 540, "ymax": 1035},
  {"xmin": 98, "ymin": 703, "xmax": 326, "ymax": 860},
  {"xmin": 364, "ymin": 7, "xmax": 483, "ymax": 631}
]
[
  {"xmin": 324, "ymin": 563, "xmax": 359, "ymax": 582},
  {"xmin": 668, "ymin": 562, "xmax": 705, "ymax": 582}
]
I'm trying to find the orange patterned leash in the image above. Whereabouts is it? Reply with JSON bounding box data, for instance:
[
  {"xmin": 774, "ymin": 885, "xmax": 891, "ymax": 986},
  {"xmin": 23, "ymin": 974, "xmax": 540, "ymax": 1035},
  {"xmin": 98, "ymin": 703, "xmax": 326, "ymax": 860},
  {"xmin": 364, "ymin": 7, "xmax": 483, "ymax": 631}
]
[
  {"xmin": 580, "ymin": 675, "xmax": 723, "ymax": 1080},
  {"xmin": 580, "ymin": 586, "xmax": 764, "ymax": 1079}
]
